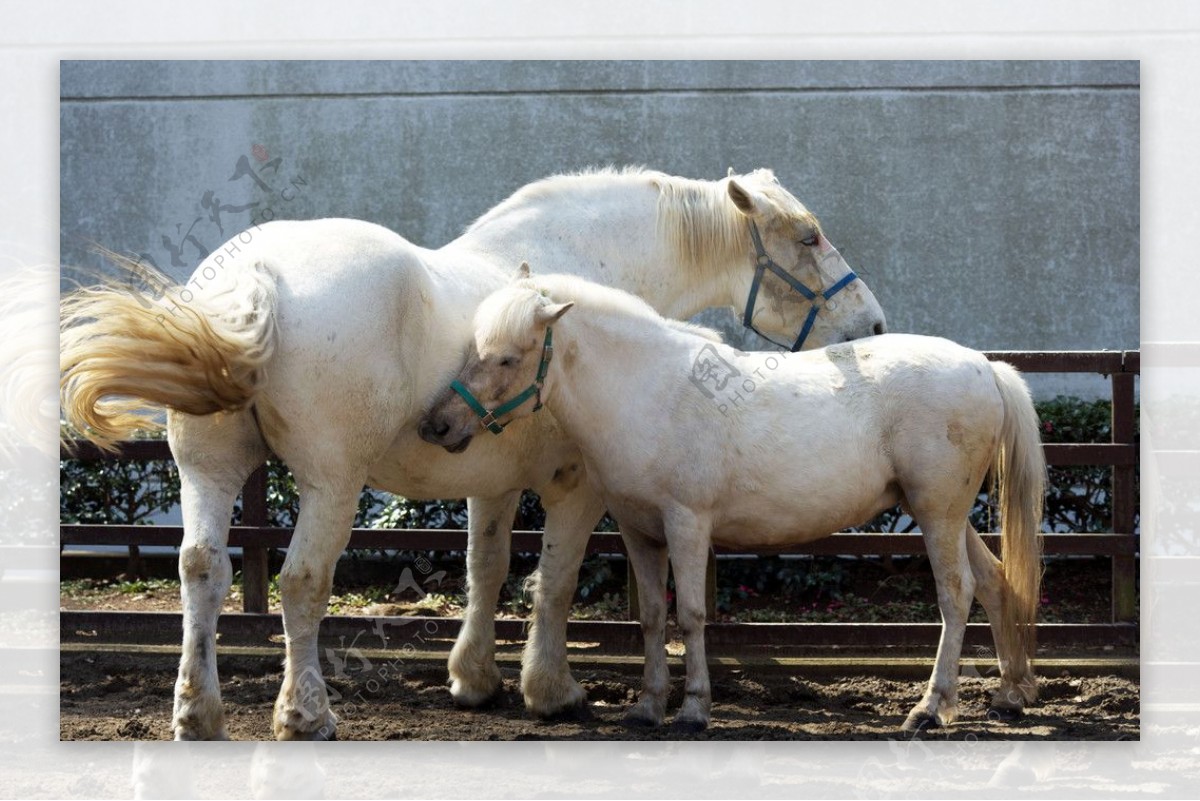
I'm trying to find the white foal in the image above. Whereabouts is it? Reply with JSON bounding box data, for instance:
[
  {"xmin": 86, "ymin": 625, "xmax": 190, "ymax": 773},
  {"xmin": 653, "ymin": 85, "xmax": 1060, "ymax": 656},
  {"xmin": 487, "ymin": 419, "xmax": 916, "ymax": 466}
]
[
  {"xmin": 61, "ymin": 168, "xmax": 886, "ymax": 739},
  {"xmin": 421, "ymin": 270, "xmax": 1045, "ymax": 733}
]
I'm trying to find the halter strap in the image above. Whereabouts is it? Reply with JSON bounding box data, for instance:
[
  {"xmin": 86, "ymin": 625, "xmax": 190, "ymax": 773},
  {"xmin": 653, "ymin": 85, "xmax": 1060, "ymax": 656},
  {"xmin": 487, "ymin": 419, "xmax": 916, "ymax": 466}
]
[
  {"xmin": 451, "ymin": 327, "xmax": 554, "ymax": 435},
  {"xmin": 742, "ymin": 220, "xmax": 859, "ymax": 352}
]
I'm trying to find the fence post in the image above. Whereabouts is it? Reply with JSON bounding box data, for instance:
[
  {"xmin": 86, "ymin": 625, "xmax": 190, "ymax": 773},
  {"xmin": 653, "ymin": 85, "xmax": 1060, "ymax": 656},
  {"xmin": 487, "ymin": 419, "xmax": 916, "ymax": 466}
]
[
  {"xmin": 1111, "ymin": 365, "xmax": 1137, "ymax": 623},
  {"xmin": 241, "ymin": 466, "xmax": 270, "ymax": 614}
]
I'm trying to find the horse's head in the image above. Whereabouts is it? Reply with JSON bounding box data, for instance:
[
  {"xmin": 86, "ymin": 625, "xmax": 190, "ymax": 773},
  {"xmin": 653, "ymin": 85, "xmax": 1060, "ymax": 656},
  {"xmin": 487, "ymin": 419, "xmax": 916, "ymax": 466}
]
[
  {"xmin": 419, "ymin": 265, "xmax": 572, "ymax": 453},
  {"xmin": 722, "ymin": 169, "xmax": 886, "ymax": 350}
]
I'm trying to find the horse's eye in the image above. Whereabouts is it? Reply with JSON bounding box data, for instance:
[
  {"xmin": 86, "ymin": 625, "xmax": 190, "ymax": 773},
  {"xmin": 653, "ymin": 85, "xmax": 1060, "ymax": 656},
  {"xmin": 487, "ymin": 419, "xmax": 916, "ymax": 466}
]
[
  {"xmin": 499, "ymin": 357, "xmax": 516, "ymax": 368},
  {"xmin": 800, "ymin": 234, "xmax": 820, "ymax": 248}
]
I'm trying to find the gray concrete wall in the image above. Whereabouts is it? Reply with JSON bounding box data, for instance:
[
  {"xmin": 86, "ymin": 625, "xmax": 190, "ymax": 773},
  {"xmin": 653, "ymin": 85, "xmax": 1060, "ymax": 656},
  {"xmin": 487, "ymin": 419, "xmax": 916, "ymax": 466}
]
[{"xmin": 60, "ymin": 60, "xmax": 1139, "ymax": 397}]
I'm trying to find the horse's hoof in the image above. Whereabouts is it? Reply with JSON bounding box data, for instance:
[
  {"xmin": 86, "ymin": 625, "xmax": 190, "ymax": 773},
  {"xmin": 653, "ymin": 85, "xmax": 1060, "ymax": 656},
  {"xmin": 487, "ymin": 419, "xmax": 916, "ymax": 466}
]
[
  {"xmin": 276, "ymin": 725, "xmax": 337, "ymax": 741},
  {"xmin": 273, "ymin": 708, "xmax": 338, "ymax": 741},
  {"xmin": 901, "ymin": 712, "xmax": 942, "ymax": 734},
  {"xmin": 450, "ymin": 679, "xmax": 504, "ymax": 710},
  {"xmin": 669, "ymin": 716, "xmax": 709, "ymax": 735},
  {"xmin": 455, "ymin": 693, "xmax": 504, "ymax": 711},
  {"xmin": 622, "ymin": 710, "xmax": 663, "ymax": 729},
  {"xmin": 523, "ymin": 679, "xmax": 589, "ymax": 720},
  {"xmin": 173, "ymin": 726, "xmax": 230, "ymax": 741},
  {"xmin": 537, "ymin": 701, "xmax": 593, "ymax": 723},
  {"xmin": 451, "ymin": 679, "xmax": 504, "ymax": 710}
]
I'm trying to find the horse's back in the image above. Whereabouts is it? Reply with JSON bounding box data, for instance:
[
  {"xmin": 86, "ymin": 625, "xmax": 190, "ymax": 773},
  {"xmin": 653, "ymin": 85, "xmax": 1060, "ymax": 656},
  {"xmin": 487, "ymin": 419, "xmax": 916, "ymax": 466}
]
[
  {"xmin": 674, "ymin": 334, "xmax": 1003, "ymax": 545},
  {"xmin": 191, "ymin": 218, "xmax": 425, "ymax": 295}
]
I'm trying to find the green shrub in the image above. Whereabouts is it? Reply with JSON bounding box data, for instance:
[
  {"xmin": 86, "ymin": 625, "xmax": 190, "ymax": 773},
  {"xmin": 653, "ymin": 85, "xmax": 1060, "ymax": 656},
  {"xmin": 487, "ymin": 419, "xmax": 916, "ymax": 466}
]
[{"xmin": 59, "ymin": 396, "xmax": 1138, "ymax": 538}]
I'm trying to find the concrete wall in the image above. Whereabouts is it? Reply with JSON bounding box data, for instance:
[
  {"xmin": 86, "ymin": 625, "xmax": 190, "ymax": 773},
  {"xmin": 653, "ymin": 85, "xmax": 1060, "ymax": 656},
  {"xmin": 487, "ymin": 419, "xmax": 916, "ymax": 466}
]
[{"xmin": 60, "ymin": 60, "xmax": 1139, "ymax": 397}]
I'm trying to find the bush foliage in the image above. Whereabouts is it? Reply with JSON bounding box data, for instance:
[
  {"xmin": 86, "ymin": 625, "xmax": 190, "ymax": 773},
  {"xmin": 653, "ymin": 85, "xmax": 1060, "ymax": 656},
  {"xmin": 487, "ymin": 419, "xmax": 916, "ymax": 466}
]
[
  {"xmin": 60, "ymin": 396, "xmax": 1135, "ymax": 536},
  {"xmin": 59, "ymin": 396, "xmax": 1136, "ymax": 611}
]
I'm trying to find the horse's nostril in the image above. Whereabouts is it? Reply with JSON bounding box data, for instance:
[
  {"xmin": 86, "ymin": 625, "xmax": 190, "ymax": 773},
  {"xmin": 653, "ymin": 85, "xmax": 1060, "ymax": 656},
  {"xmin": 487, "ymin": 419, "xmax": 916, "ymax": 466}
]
[
  {"xmin": 873, "ymin": 321, "xmax": 886, "ymax": 336},
  {"xmin": 419, "ymin": 418, "xmax": 450, "ymax": 440}
]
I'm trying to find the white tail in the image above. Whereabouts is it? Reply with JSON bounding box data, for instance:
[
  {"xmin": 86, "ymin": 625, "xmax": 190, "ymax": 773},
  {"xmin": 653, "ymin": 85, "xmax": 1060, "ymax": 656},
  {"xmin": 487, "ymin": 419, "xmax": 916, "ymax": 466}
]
[
  {"xmin": 60, "ymin": 254, "xmax": 277, "ymax": 451},
  {"xmin": 990, "ymin": 360, "xmax": 1047, "ymax": 699}
]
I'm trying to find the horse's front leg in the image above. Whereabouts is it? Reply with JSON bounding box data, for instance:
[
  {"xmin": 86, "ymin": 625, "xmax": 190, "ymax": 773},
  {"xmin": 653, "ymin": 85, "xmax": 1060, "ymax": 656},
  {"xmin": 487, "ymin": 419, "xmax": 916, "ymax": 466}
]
[
  {"xmin": 521, "ymin": 479, "xmax": 605, "ymax": 717},
  {"xmin": 169, "ymin": 410, "xmax": 266, "ymax": 741},
  {"xmin": 273, "ymin": 481, "xmax": 359, "ymax": 740},
  {"xmin": 621, "ymin": 529, "xmax": 671, "ymax": 728},
  {"xmin": 664, "ymin": 510, "xmax": 714, "ymax": 733},
  {"xmin": 448, "ymin": 491, "xmax": 521, "ymax": 707}
]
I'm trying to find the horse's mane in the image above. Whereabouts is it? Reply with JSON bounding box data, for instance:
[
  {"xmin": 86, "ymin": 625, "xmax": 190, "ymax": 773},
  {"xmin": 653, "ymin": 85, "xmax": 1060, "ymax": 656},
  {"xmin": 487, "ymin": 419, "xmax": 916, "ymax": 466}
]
[
  {"xmin": 467, "ymin": 167, "xmax": 805, "ymax": 275},
  {"xmin": 651, "ymin": 173, "xmax": 750, "ymax": 277},
  {"xmin": 485, "ymin": 273, "xmax": 722, "ymax": 347},
  {"xmin": 465, "ymin": 166, "xmax": 657, "ymax": 233}
]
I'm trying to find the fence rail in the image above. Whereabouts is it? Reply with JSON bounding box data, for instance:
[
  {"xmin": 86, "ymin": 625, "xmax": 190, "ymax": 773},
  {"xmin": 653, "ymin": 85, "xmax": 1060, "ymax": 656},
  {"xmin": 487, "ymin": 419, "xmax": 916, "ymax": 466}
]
[{"xmin": 60, "ymin": 350, "xmax": 1140, "ymax": 646}]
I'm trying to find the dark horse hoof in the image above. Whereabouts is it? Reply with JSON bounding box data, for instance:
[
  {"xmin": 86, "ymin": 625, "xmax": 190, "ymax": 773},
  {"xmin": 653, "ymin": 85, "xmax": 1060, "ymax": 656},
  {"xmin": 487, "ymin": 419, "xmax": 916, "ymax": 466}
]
[
  {"xmin": 622, "ymin": 711, "xmax": 662, "ymax": 729},
  {"xmin": 669, "ymin": 716, "xmax": 709, "ymax": 735},
  {"xmin": 901, "ymin": 712, "xmax": 942, "ymax": 734},
  {"xmin": 538, "ymin": 702, "xmax": 594, "ymax": 724},
  {"xmin": 454, "ymin": 688, "xmax": 505, "ymax": 711}
]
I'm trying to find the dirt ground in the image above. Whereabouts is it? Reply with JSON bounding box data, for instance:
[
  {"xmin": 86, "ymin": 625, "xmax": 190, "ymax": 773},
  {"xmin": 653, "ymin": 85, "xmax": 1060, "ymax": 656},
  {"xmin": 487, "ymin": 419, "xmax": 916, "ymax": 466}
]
[{"xmin": 60, "ymin": 650, "xmax": 1139, "ymax": 742}]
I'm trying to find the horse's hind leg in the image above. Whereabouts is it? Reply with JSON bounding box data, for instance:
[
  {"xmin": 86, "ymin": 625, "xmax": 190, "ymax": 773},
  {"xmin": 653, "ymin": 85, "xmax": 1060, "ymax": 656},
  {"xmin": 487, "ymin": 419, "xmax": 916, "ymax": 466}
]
[
  {"xmin": 664, "ymin": 511, "xmax": 714, "ymax": 733},
  {"xmin": 622, "ymin": 529, "xmax": 671, "ymax": 728},
  {"xmin": 169, "ymin": 409, "xmax": 267, "ymax": 740},
  {"xmin": 448, "ymin": 491, "xmax": 520, "ymax": 707},
  {"xmin": 966, "ymin": 524, "xmax": 1038, "ymax": 716},
  {"xmin": 905, "ymin": 513, "xmax": 977, "ymax": 733},
  {"xmin": 521, "ymin": 482, "xmax": 604, "ymax": 717},
  {"xmin": 273, "ymin": 477, "xmax": 361, "ymax": 740}
]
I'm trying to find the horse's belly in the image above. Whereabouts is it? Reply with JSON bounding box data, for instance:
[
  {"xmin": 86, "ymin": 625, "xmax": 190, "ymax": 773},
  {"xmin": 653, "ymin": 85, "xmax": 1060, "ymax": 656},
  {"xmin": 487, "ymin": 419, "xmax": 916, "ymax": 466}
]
[{"xmin": 708, "ymin": 480, "xmax": 901, "ymax": 550}]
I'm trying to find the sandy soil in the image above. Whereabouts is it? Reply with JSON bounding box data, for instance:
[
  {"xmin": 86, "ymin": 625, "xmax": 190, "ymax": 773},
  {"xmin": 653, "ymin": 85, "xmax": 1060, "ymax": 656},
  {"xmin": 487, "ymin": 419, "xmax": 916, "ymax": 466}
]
[{"xmin": 60, "ymin": 650, "xmax": 1138, "ymax": 742}]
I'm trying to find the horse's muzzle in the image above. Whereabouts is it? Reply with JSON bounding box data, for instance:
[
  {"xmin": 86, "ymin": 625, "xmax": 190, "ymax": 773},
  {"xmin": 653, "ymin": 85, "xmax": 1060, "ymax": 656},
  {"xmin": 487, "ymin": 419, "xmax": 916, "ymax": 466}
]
[{"xmin": 418, "ymin": 416, "xmax": 474, "ymax": 453}]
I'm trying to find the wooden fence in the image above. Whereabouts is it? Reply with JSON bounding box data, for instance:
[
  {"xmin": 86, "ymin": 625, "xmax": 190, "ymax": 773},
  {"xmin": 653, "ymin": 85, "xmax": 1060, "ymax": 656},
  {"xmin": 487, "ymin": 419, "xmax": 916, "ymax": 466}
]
[{"xmin": 60, "ymin": 350, "xmax": 1139, "ymax": 649}]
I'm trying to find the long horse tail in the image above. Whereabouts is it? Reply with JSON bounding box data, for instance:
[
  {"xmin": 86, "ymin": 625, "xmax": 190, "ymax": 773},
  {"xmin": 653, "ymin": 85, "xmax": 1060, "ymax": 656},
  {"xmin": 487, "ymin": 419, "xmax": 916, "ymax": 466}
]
[
  {"xmin": 989, "ymin": 360, "xmax": 1047, "ymax": 700},
  {"xmin": 60, "ymin": 252, "xmax": 277, "ymax": 452}
]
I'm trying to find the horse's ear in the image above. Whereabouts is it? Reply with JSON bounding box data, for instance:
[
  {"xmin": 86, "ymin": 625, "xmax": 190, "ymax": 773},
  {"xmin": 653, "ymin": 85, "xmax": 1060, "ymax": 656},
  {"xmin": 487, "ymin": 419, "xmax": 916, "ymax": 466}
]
[
  {"xmin": 727, "ymin": 178, "xmax": 766, "ymax": 217},
  {"xmin": 513, "ymin": 261, "xmax": 531, "ymax": 281},
  {"xmin": 535, "ymin": 301, "xmax": 574, "ymax": 325}
]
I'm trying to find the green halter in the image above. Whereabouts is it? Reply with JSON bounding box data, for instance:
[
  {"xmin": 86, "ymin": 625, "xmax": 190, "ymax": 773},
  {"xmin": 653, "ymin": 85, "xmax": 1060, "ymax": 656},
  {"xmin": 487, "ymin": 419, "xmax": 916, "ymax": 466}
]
[{"xmin": 450, "ymin": 327, "xmax": 554, "ymax": 435}]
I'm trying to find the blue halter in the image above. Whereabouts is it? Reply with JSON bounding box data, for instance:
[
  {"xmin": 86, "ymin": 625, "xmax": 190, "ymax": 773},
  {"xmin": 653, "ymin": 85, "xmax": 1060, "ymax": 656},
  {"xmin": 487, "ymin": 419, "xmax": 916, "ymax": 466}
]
[{"xmin": 742, "ymin": 221, "xmax": 859, "ymax": 352}]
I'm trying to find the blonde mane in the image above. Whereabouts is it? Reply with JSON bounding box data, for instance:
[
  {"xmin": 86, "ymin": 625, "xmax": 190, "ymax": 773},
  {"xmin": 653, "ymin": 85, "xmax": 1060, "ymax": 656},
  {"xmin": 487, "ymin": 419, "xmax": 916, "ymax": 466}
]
[
  {"xmin": 480, "ymin": 273, "xmax": 722, "ymax": 348},
  {"xmin": 466, "ymin": 167, "xmax": 798, "ymax": 279},
  {"xmin": 652, "ymin": 174, "xmax": 749, "ymax": 277},
  {"xmin": 465, "ymin": 166, "xmax": 656, "ymax": 233},
  {"xmin": 653, "ymin": 168, "xmax": 822, "ymax": 275}
]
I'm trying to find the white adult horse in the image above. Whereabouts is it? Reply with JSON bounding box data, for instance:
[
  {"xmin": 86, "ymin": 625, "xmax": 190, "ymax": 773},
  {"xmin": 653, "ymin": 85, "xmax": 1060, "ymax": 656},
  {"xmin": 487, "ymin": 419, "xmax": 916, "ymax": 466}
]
[
  {"xmin": 420, "ymin": 269, "xmax": 1045, "ymax": 733},
  {"xmin": 60, "ymin": 168, "xmax": 887, "ymax": 740}
]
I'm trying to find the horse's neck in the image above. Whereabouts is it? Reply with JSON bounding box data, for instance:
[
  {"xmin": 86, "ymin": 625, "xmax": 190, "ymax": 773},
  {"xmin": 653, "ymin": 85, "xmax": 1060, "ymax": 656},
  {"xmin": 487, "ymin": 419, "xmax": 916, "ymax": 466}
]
[
  {"xmin": 543, "ymin": 309, "xmax": 674, "ymax": 456},
  {"xmin": 447, "ymin": 183, "xmax": 734, "ymax": 320}
]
